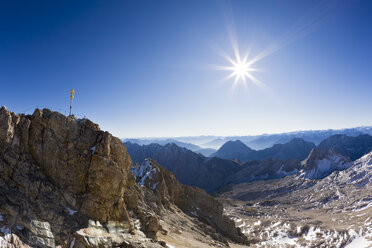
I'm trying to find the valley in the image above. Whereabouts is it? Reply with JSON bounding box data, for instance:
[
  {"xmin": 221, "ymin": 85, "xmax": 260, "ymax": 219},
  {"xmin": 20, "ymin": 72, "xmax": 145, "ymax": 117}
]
[{"xmin": 218, "ymin": 151, "xmax": 372, "ymax": 247}]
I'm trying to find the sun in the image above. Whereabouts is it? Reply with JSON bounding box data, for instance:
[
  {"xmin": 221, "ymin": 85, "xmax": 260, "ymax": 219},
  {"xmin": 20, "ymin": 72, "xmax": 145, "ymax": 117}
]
[
  {"xmin": 231, "ymin": 58, "xmax": 251, "ymax": 82},
  {"xmin": 213, "ymin": 38, "xmax": 268, "ymax": 91},
  {"xmin": 216, "ymin": 51, "xmax": 258, "ymax": 88}
]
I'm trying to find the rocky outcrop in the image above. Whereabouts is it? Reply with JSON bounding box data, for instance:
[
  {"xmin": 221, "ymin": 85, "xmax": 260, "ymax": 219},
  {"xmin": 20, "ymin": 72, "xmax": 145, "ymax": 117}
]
[
  {"xmin": 131, "ymin": 159, "xmax": 249, "ymax": 245},
  {"xmin": 0, "ymin": 107, "xmax": 248, "ymax": 248},
  {"xmin": 0, "ymin": 106, "xmax": 148, "ymax": 247},
  {"xmin": 300, "ymin": 148, "xmax": 352, "ymax": 179}
]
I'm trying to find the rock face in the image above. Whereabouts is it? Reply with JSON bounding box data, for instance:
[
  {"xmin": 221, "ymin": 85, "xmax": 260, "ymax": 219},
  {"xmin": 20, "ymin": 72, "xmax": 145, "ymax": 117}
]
[
  {"xmin": 300, "ymin": 148, "xmax": 352, "ymax": 179},
  {"xmin": 317, "ymin": 134, "xmax": 372, "ymax": 160},
  {"xmin": 0, "ymin": 106, "xmax": 133, "ymax": 220},
  {"xmin": 0, "ymin": 107, "xmax": 247, "ymax": 248},
  {"xmin": 213, "ymin": 138, "xmax": 315, "ymax": 162},
  {"xmin": 0, "ymin": 107, "xmax": 139, "ymax": 247},
  {"xmin": 131, "ymin": 159, "xmax": 248, "ymax": 245},
  {"xmin": 226, "ymin": 158, "xmax": 300, "ymax": 184}
]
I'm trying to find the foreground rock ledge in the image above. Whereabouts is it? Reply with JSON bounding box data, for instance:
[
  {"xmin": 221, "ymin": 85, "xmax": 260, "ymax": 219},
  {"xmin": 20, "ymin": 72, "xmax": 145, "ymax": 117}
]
[{"xmin": 0, "ymin": 107, "xmax": 248, "ymax": 248}]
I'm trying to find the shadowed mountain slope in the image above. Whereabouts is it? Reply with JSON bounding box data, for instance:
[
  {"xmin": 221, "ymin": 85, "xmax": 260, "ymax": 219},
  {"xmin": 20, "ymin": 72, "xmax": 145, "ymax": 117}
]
[
  {"xmin": 124, "ymin": 142, "xmax": 244, "ymax": 192},
  {"xmin": 317, "ymin": 134, "xmax": 372, "ymax": 160},
  {"xmin": 213, "ymin": 138, "xmax": 315, "ymax": 162}
]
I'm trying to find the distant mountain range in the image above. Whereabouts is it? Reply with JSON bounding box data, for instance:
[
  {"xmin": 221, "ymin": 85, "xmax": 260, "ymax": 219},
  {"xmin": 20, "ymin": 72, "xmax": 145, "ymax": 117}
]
[
  {"xmin": 123, "ymin": 138, "xmax": 216, "ymax": 156},
  {"xmin": 124, "ymin": 133, "xmax": 372, "ymax": 192},
  {"xmin": 124, "ymin": 142, "xmax": 241, "ymax": 192},
  {"xmin": 201, "ymin": 126, "xmax": 372, "ymax": 150},
  {"xmin": 123, "ymin": 126, "xmax": 372, "ymax": 150},
  {"xmin": 213, "ymin": 138, "xmax": 316, "ymax": 162},
  {"xmin": 213, "ymin": 134, "xmax": 372, "ymax": 162}
]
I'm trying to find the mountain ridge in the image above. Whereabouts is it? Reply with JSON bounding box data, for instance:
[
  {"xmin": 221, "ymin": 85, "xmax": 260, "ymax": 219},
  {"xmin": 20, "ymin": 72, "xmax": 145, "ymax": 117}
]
[
  {"xmin": 213, "ymin": 138, "xmax": 316, "ymax": 162},
  {"xmin": 124, "ymin": 141, "xmax": 244, "ymax": 192},
  {"xmin": 317, "ymin": 133, "xmax": 372, "ymax": 160},
  {"xmin": 124, "ymin": 126, "xmax": 372, "ymax": 150}
]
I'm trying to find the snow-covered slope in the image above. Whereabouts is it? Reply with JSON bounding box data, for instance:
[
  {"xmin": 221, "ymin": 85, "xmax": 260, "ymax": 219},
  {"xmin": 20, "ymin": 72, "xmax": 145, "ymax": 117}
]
[
  {"xmin": 219, "ymin": 149, "xmax": 372, "ymax": 248},
  {"xmin": 300, "ymin": 148, "xmax": 352, "ymax": 179}
]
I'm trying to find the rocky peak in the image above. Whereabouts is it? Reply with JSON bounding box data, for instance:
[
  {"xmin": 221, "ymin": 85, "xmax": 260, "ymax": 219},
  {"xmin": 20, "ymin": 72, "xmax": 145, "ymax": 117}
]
[
  {"xmin": 220, "ymin": 140, "xmax": 253, "ymax": 153},
  {"xmin": 0, "ymin": 107, "xmax": 141, "ymax": 247},
  {"xmin": 212, "ymin": 140, "xmax": 255, "ymax": 160},
  {"xmin": 300, "ymin": 148, "xmax": 352, "ymax": 179},
  {"xmin": 288, "ymin": 137, "xmax": 309, "ymax": 145},
  {"xmin": 0, "ymin": 107, "xmax": 133, "ymax": 220},
  {"xmin": 0, "ymin": 107, "xmax": 248, "ymax": 247},
  {"xmin": 131, "ymin": 159, "xmax": 249, "ymax": 245}
]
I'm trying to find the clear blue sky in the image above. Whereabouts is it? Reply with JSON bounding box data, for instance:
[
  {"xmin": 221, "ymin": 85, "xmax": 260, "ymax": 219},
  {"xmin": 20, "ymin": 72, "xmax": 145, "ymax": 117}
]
[{"xmin": 1, "ymin": 0, "xmax": 372, "ymax": 138}]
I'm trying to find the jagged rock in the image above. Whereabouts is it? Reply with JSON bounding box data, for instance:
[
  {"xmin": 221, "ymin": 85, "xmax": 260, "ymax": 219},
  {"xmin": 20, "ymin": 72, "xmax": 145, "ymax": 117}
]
[
  {"xmin": 0, "ymin": 107, "xmax": 248, "ymax": 248},
  {"xmin": 300, "ymin": 148, "xmax": 352, "ymax": 179},
  {"xmin": 132, "ymin": 159, "xmax": 249, "ymax": 245},
  {"xmin": 0, "ymin": 107, "xmax": 136, "ymax": 247}
]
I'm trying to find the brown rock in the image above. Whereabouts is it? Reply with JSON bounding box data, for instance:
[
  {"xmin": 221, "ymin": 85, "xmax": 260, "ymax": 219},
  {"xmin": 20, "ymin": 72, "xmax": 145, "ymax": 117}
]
[
  {"xmin": 0, "ymin": 107, "xmax": 134, "ymax": 247},
  {"xmin": 132, "ymin": 159, "xmax": 249, "ymax": 245}
]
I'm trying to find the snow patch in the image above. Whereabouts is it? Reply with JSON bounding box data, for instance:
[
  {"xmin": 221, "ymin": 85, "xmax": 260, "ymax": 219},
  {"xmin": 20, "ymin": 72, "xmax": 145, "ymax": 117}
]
[
  {"xmin": 304, "ymin": 153, "xmax": 352, "ymax": 179},
  {"xmin": 91, "ymin": 146, "xmax": 96, "ymax": 154},
  {"xmin": 0, "ymin": 225, "xmax": 11, "ymax": 235},
  {"xmin": 15, "ymin": 225, "xmax": 23, "ymax": 230},
  {"xmin": 151, "ymin": 182, "xmax": 159, "ymax": 190},
  {"xmin": 345, "ymin": 229, "xmax": 372, "ymax": 248},
  {"xmin": 131, "ymin": 159, "xmax": 159, "ymax": 189},
  {"xmin": 254, "ymin": 220, "xmax": 261, "ymax": 226},
  {"xmin": 69, "ymin": 237, "xmax": 76, "ymax": 248},
  {"xmin": 65, "ymin": 207, "xmax": 77, "ymax": 215},
  {"xmin": 0, "ymin": 225, "xmax": 12, "ymax": 247}
]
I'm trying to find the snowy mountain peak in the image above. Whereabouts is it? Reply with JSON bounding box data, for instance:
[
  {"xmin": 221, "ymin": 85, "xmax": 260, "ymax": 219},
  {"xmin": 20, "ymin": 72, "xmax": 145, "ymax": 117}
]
[{"xmin": 301, "ymin": 148, "xmax": 352, "ymax": 179}]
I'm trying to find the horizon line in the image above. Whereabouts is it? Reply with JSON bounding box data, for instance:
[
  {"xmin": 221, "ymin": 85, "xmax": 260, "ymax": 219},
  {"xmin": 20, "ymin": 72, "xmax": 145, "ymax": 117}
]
[{"xmin": 122, "ymin": 125, "xmax": 372, "ymax": 140}]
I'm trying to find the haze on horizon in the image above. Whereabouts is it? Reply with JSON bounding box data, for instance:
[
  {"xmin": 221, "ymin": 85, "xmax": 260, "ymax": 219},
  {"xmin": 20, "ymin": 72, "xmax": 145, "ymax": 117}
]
[{"xmin": 1, "ymin": 0, "xmax": 372, "ymax": 138}]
